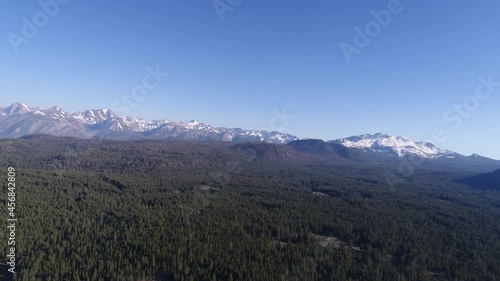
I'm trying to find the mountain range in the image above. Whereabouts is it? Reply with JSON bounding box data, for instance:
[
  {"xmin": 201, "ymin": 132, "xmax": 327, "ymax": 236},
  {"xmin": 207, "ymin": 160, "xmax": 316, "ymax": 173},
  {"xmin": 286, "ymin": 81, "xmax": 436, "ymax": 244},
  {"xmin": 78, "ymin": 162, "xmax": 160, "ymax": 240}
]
[
  {"xmin": 0, "ymin": 103, "xmax": 298, "ymax": 143},
  {"xmin": 0, "ymin": 103, "xmax": 497, "ymax": 164}
]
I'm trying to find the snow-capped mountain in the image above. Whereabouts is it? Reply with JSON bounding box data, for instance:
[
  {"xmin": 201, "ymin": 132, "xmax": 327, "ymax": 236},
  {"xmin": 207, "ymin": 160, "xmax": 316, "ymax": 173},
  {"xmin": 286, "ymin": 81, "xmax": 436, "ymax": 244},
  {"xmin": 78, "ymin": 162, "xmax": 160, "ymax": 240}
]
[
  {"xmin": 331, "ymin": 133, "xmax": 460, "ymax": 159},
  {"xmin": 2, "ymin": 103, "xmax": 32, "ymax": 115},
  {"xmin": 0, "ymin": 103, "xmax": 492, "ymax": 161},
  {"xmin": 0, "ymin": 103, "xmax": 299, "ymax": 143}
]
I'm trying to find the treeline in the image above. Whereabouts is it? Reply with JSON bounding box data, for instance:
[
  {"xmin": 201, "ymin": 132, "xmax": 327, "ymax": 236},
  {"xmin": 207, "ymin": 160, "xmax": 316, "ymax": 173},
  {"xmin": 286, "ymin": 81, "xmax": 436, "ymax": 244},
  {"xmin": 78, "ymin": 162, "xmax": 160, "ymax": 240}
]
[{"xmin": 0, "ymin": 138, "xmax": 498, "ymax": 280}]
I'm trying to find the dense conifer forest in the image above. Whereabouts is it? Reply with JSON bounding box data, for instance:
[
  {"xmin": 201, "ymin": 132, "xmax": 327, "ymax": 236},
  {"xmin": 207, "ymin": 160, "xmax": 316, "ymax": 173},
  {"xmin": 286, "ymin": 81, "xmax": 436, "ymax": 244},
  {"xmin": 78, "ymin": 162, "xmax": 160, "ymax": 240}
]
[{"xmin": 0, "ymin": 136, "xmax": 499, "ymax": 280}]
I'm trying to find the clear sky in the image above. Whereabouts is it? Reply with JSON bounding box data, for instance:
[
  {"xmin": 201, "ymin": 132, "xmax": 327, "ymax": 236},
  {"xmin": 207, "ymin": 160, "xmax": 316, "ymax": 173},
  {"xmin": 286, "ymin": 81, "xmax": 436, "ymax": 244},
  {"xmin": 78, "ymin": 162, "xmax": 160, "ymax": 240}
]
[{"xmin": 1, "ymin": 0, "xmax": 499, "ymax": 158}]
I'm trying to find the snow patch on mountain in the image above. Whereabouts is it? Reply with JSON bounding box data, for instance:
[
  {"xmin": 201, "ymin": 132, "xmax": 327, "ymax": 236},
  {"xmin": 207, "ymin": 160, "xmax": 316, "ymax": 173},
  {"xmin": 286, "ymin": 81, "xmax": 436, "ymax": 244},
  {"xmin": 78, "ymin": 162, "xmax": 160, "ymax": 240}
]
[
  {"xmin": 0, "ymin": 103, "xmax": 299, "ymax": 144},
  {"xmin": 332, "ymin": 133, "xmax": 460, "ymax": 159},
  {"xmin": 2, "ymin": 103, "xmax": 481, "ymax": 159}
]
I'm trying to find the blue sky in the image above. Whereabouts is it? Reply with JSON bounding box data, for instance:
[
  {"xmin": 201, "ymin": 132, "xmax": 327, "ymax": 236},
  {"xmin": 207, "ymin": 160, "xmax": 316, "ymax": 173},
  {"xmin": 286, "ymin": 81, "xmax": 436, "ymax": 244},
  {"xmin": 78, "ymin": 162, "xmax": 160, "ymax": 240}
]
[{"xmin": 1, "ymin": 0, "xmax": 499, "ymax": 158}]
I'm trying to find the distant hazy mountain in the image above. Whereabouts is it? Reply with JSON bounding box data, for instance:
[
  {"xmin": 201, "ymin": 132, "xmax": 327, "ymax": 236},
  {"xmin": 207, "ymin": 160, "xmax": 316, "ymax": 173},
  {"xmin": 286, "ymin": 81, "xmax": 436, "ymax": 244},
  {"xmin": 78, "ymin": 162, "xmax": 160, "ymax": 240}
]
[{"xmin": 0, "ymin": 103, "xmax": 298, "ymax": 144}]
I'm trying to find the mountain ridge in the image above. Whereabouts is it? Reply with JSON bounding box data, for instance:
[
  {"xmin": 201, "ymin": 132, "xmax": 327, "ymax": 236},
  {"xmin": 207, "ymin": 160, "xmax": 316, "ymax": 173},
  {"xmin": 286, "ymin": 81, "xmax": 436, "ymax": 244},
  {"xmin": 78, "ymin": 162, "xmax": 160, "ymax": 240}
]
[
  {"xmin": 331, "ymin": 133, "xmax": 460, "ymax": 159},
  {"xmin": 1, "ymin": 103, "xmax": 495, "ymax": 161},
  {"xmin": 0, "ymin": 103, "xmax": 299, "ymax": 144}
]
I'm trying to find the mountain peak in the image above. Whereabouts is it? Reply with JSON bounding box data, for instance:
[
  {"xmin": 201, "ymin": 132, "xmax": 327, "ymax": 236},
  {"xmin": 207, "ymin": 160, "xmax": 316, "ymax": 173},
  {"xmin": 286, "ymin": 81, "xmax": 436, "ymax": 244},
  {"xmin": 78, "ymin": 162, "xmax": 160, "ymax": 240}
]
[
  {"xmin": 332, "ymin": 133, "xmax": 459, "ymax": 159},
  {"xmin": 364, "ymin": 133, "xmax": 390, "ymax": 138},
  {"xmin": 468, "ymin": 153, "xmax": 490, "ymax": 159},
  {"xmin": 0, "ymin": 103, "xmax": 299, "ymax": 143},
  {"xmin": 46, "ymin": 106, "xmax": 66, "ymax": 113},
  {"xmin": 185, "ymin": 120, "xmax": 200, "ymax": 126},
  {"xmin": 10, "ymin": 102, "xmax": 29, "ymax": 108},
  {"xmin": 3, "ymin": 102, "xmax": 32, "ymax": 115},
  {"xmin": 0, "ymin": 103, "xmax": 484, "ymax": 160}
]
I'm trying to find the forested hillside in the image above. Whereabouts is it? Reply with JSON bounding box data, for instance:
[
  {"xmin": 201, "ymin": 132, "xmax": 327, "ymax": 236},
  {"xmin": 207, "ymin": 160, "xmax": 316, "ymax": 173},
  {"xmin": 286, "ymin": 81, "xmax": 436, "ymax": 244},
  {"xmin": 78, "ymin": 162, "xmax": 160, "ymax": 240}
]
[
  {"xmin": 0, "ymin": 136, "xmax": 499, "ymax": 281},
  {"xmin": 458, "ymin": 169, "xmax": 500, "ymax": 191}
]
